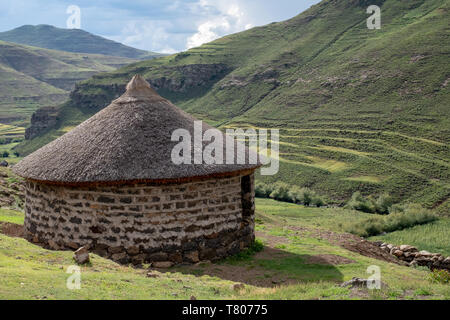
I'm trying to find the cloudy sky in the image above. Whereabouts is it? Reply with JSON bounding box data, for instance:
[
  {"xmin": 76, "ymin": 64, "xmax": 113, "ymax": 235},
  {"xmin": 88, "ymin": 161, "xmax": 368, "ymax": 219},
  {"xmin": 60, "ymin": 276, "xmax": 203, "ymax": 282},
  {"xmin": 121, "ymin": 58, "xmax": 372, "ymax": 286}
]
[{"xmin": 0, "ymin": 0, "xmax": 321, "ymax": 53}]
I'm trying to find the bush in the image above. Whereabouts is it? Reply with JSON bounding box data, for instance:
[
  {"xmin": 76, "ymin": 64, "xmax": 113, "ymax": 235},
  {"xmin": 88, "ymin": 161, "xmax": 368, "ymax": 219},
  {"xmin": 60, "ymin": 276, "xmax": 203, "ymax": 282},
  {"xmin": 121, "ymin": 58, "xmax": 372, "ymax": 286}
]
[
  {"xmin": 255, "ymin": 182, "xmax": 273, "ymax": 198},
  {"xmin": 346, "ymin": 192, "xmax": 376, "ymax": 213},
  {"xmin": 374, "ymin": 193, "xmax": 393, "ymax": 214},
  {"xmin": 1, "ymin": 151, "xmax": 9, "ymax": 158},
  {"xmin": 269, "ymin": 182, "xmax": 291, "ymax": 202},
  {"xmin": 428, "ymin": 269, "xmax": 450, "ymax": 284},
  {"xmin": 346, "ymin": 192, "xmax": 394, "ymax": 214},
  {"xmin": 255, "ymin": 181, "xmax": 326, "ymax": 207},
  {"xmin": 344, "ymin": 204, "xmax": 438, "ymax": 237}
]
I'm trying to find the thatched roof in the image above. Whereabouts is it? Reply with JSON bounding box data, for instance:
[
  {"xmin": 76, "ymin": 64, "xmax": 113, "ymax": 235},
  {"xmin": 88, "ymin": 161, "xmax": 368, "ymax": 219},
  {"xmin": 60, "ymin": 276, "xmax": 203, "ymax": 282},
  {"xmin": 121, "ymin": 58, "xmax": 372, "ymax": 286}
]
[{"xmin": 13, "ymin": 75, "xmax": 260, "ymax": 184}]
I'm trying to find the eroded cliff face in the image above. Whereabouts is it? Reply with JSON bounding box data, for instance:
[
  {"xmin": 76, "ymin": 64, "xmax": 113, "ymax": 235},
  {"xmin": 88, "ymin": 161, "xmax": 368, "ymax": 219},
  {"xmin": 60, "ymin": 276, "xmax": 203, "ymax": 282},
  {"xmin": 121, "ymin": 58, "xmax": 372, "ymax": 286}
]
[
  {"xmin": 69, "ymin": 63, "xmax": 231, "ymax": 110},
  {"xmin": 25, "ymin": 106, "xmax": 59, "ymax": 140}
]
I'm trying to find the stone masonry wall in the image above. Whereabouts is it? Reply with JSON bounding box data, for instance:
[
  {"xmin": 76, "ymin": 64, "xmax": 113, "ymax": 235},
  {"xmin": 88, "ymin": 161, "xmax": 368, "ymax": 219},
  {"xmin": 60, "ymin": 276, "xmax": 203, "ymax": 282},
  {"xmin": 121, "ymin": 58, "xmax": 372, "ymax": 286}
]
[{"xmin": 24, "ymin": 173, "xmax": 255, "ymax": 266}]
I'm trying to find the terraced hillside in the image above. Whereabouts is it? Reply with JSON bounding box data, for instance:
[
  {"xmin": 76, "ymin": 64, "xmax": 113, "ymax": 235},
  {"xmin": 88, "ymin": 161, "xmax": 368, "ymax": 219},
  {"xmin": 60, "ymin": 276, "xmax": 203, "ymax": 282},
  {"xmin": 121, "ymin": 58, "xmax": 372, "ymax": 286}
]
[
  {"xmin": 0, "ymin": 40, "xmax": 139, "ymax": 128},
  {"xmin": 17, "ymin": 0, "xmax": 450, "ymax": 211}
]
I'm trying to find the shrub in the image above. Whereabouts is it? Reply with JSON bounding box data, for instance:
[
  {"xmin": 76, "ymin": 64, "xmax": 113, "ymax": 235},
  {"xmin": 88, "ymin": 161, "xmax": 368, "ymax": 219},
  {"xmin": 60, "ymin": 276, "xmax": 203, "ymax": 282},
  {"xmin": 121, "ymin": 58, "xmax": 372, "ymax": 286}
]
[
  {"xmin": 374, "ymin": 193, "xmax": 393, "ymax": 214},
  {"xmin": 269, "ymin": 182, "xmax": 291, "ymax": 202},
  {"xmin": 346, "ymin": 192, "xmax": 376, "ymax": 213},
  {"xmin": 344, "ymin": 204, "xmax": 438, "ymax": 237},
  {"xmin": 312, "ymin": 195, "xmax": 325, "ymax": 207},
  {"xmin": 255, "ymin": 182, "xmax": 273, "ymax": 198},
  {"xmin": 346, "ymin": 192, "xmax": 394, "ymax": 214},
  {"xmin": 428, "ymin": 269, "xmax": 450, "ymax": 284},
  {"xmin": 1, "ymin": 151, "xmax": 9, "ymax": 158},
  {"xmin": 255, "ymin": 181, "xmax": 326, "ymax": 207},
  {"xmin": 301, "ymin": 188, "xmax": 314, "ymax": 206}
]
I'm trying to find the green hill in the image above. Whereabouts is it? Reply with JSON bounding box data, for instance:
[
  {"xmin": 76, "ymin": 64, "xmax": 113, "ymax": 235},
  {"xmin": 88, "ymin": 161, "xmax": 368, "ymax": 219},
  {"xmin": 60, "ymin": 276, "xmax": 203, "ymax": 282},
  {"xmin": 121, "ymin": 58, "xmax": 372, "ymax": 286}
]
[
  {"xmin": 16, "ymin": 0, "xmax": 450, "ymax": 211},
  {"xmin": 0, "ymin": 41, "xmax": 141, "ymax": 128},
  {"xmin": 0, "ymin": 25, "xmax": 163, "ymax": 59}
]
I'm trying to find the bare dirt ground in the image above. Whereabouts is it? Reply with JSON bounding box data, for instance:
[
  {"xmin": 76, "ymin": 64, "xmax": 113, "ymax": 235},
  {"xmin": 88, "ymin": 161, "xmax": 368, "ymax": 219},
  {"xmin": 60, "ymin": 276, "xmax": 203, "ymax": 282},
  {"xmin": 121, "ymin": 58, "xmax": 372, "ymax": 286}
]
[
  {"xmin": 311, "ymin": 229, "xmax": 406, "ymax": 266},
  {"xmin": 0, "ymin": 222, "xmax": 24, "ymax": 238}
]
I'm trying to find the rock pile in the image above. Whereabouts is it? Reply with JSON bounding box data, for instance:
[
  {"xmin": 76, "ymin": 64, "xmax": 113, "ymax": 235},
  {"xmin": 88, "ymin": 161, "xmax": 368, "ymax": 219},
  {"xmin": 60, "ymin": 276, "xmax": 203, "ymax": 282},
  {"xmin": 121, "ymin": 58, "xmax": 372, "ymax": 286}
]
[
  {"xmin": 372, "ymin": 242, "xmax": 450, "ymax": 271},
  {"xmin": 340, "ymin": 277, "xmax": 387, "ymax": 289}
]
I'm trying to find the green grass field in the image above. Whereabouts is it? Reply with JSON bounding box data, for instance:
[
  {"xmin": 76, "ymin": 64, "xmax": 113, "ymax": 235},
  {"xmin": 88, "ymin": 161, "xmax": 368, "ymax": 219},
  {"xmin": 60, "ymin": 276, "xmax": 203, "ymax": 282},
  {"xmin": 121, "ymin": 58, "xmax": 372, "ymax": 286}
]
[
  {"xmin": 0, "ymin": 198, "xmax": 448, "ymax": 300},
  {"xmin": 370, "ymin": 219, "xmax": 450, "ymax": 256},
  {"xmin": 0, "ymin": 124, "xmax": 24, "ymax": 164}
]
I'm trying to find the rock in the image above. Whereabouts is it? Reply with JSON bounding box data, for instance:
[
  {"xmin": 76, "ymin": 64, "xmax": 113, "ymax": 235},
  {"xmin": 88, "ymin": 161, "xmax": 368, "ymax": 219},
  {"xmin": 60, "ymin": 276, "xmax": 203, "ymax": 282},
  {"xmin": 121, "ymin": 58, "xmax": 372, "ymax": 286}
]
[
  {"xmin": 127, "ymin": 246, "xmax": 140, "ymax": 256},
  {"xmin": 0, "ymin": 160, "xmax": 8, "ymax": 167},
  {"xmin": 340, "ymin": 277, "xmax": 387, "ymax": 289},
  {"xmin": 111, "ymin": 252, "xmax": 128, "ymax": 264},
  {"xmin": 74, "ymin": 246, "xmax": 90, "ymax": 264},
  {"xmin": 131, "ymin": 254, "xmax": 146, "ymax": 265},
  {"xmin": 148, "ymin": 252, "xmax": 168, "ymax": 262},
  {"xmin": 400, "ymin": 245, "xmax": 418, "ymax": 252},
  {"xmin": 168, "ymin": 252, "xmax": 183, "ymax": 264},
  {"xmin": 443, "ymin": 257, "xmax": 450, "ymax": 265},
  {"xmin": 152, "ymin": 261, "xmax": 174, "ymax": 268},
  {"xmin": 419, "ymin": 250, "xmax": 432, "ymax": 257},
  {"xmin": 232, "ymin": 283, "xmax": 245, "ymax": 291},
  {"xmin": 48, "ymin": 240, "xmax": 59, "ymax": 250},
  {"xmin": 67, "ymin": 242, "xmax": 79, "ymax": 250},
  {"xmin": 393, "ymin": 250, "xmax": 404, "ymax": 257},
  {"xmin": 184, "ymin": 251, "xmax": 199, "ymax": 263},
  {"xmin": 25, "ymin": 106, "xmax": 59, "ymax": 140},
  {"xmin": 340, "ymin": 278, "xmax": 369, "ymax": 288},
  {"xmin": 190, "ymin": 296, "xmax": 197, "ymax": 300},
  {"xmin": 146, "ymin": 271, "xmax": 160, "ymax": 278},
  {"xmin": 387, "ymin": 244, "xmax": 394, "ymax": 250},
  {"xmin": 409, "ymin": 260, "xmax": 418, "ymax": 267},
  {"xmin": 108, "ymin": 246, "xmax": 124, "ymax": 254}
]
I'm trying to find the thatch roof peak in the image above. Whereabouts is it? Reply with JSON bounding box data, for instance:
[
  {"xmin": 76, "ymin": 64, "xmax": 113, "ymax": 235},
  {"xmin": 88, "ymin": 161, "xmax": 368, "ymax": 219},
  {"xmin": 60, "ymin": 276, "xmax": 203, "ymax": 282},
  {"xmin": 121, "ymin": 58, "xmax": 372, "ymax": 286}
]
[{"xmin": 125, "ymin": 75, "xmax": 158, "ymax": 97}]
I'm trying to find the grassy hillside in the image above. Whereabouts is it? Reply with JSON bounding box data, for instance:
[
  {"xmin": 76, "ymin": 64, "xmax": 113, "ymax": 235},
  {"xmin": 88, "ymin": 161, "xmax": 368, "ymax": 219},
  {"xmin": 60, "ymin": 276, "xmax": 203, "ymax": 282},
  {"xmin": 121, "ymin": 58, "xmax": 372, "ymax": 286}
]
[
  {"xmin": 0, "ymin": 40, "xmax": 140, "ymax": 129},
  {"xmin": 17, "ymin": 0, "xmax": 450, "ymax": 210},
  {"xmin": 0, "ymin": 25, "xmax": 163, "ymax": 59},
  {"xmin": 0, "ymin": 198, "xmax": 448, "ymax": 300}
]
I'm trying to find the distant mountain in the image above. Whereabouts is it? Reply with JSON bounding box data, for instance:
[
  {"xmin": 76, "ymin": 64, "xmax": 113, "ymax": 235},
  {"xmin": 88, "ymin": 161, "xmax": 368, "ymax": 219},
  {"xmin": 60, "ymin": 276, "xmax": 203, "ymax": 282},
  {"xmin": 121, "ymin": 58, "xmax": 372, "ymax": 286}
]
[
  {"xmin": 0, "ymin": 25, "xmax": 164, "ymax": 59},
  {"xmin": 0, "ymin": 40, "xmax": 139, "ymax": 127},
  {"xmin": 16, "ymin": 0, "xmax": 450, "ymax": 212}
]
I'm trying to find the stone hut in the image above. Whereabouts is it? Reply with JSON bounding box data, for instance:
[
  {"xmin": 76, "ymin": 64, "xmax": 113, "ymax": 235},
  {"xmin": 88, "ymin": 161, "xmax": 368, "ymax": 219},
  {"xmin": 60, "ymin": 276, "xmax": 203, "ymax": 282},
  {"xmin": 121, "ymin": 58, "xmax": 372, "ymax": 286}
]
[{"xmin": 13, "ymin": 75, "xmax": 260, "ymax": 266}]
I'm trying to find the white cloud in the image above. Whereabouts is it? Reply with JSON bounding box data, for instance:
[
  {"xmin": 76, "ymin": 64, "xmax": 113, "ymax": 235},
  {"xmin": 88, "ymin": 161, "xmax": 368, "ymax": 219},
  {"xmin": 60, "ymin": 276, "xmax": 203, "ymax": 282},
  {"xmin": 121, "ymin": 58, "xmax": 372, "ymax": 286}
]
[
  {"xmin": 108, "ymin": 20, "xmax": 180, "ymax": 54},
  {"xmin": 186, "ymin": 0, "xmax": 251, "ymax": 49}
]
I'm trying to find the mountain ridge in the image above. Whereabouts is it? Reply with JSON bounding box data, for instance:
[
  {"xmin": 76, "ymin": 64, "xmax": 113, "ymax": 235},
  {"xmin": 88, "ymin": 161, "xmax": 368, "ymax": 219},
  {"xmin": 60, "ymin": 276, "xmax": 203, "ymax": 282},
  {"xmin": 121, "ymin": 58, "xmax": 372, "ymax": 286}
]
[
  {"xmin": 0, "ymin": 40, "xmax": 140, "ymax": 127},
  {"xmin": 0, "ymin": 24, "xmax": 164, "ymax": 59}
]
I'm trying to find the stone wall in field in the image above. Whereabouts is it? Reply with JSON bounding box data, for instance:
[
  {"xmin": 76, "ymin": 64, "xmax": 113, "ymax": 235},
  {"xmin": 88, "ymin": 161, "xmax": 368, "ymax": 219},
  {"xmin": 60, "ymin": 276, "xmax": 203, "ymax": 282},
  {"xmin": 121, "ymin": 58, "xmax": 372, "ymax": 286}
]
[{"xmin": 23, "ymin": 173, "xmax": 255, "ymax": 266}]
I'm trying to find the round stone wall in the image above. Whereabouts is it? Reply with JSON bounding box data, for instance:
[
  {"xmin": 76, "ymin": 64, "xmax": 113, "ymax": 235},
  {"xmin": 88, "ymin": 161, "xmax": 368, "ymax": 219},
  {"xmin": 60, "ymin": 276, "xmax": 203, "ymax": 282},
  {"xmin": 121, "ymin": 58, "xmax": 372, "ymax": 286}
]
[{"xmin": 23, "ymin": 173, "xmax": 255, "ymax": 266}]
